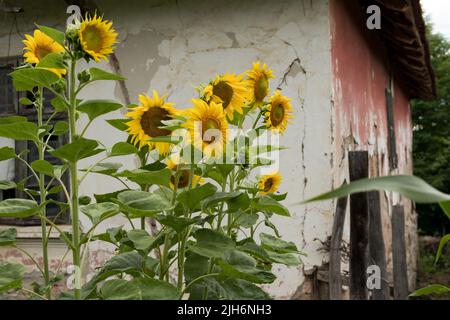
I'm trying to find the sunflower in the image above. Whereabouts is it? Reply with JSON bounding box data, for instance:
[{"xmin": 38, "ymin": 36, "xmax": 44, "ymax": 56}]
[
  {"xmin": 264, "ymin": 90, "xmax": 293, "ymax": 133},
  {"xmin": 246, "ymin": 61, "xmax": 274, "ymax": 108},
  {"xmin": 166, "ymin": 159, "xmax": 202, "ymax": 189},
  {"xmin": 22, "ymin": 30, "xmax": 66, "ymax": 77},
  {"xmin": 126, "ymin": 90, "xmax": 178, "ymax": 155},
  {"xmin": 78, "ymin": 14, "xmax": 117, "ymax": 62},
  {"xmin": 203, "ymin": 73, "xmax": 250, "ymax": 121},
  {"xmin": 258, "ymin": 172, "xmax": 282, "ymax": 195},
  {"xmin": 184, "ymin": 99, "xmax": 228, "ymax": 158}
]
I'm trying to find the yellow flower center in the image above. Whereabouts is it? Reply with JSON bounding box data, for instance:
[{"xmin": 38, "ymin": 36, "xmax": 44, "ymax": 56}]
[
  {"xmin": 270, "ymin": 104, "xmax": 285, "ymax": 127},
  {"xmin": 213, "ymin": 81, "xmax": 233, "ymax": 109},
  {"xmin": 255, "ymin": 76, "xmax": 268, "ymax": 102},
  {"xmin": 140, "ymin": 107, "xmax": 171, "ymax": 137},
  {"xmin": 82, "ymin": 26, "xmax": 103, "ymax": 52},
  {"xmin": 202, "ymin": 118, "xmax": 221, "ymax": 144},
  {"xmin": 263, "ymin": 178, "xmax": 274, "ymax": 192},
  {"xmin": 171, "ymin": 168, "xmax": 191, "ymax": 189}
]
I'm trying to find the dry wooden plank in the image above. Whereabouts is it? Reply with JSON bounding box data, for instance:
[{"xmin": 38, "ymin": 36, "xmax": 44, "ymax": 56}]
[
  {"xmin": 349, "ymin": 151, "xmax": 370, "ymax": 300},
  {"xmin": 368, "ymin": 191, "xmax": 390, "ymax": 299},
  {"xmin": 391, "ymin": 205, "xmax": 409, "ymax": 300},
  {"xmin": 329, "ymin": 188, "xmax": 348, "ymax": 300}
]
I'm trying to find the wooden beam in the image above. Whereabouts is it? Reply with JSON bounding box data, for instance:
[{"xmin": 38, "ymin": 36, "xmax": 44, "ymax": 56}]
[
  {"xmin": 328, "ymin": 188, "xmax": 348, "ymax": 300},
  {"xmin": 391, "ymin": 205, "xmax": 409, "ymax": 300},
  {"xmin": 368, "ymin": 191, "xmax": 390, "ymax": 299},
  {"xmin": 348, "ymin": 151, "xmax": 369, "ymax": 300}
]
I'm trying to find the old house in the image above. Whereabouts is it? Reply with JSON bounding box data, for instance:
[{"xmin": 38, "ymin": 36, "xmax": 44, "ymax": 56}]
[{"xmin": 0, "ymin": 0, "xmax": 435, "ymax": 299}]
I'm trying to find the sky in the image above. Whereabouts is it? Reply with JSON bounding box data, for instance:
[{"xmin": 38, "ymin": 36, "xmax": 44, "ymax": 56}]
[{"xmin": 421, "ymin": 0, "xmax": 450, "ymax": 38}]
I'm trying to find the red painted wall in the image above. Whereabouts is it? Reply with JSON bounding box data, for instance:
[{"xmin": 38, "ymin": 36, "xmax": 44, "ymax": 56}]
[
  {"xmin": 329, "ymin": 0, "xmax": 416, "ymax": 290},
  {"xmin": 330, "ymin": 0, "xmax": 412, "ymax": 171}
]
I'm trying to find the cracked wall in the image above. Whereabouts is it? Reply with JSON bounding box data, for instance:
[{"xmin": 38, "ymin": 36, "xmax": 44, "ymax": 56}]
[{"xmin": 0, "ymin": 0, "xmax": 336, "ymax": 299}]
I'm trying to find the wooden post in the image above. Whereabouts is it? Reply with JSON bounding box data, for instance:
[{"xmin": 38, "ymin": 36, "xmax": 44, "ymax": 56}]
[
  {"xmin": 329, "ymin": 188, "xmax": 348, "ymax": 300},
  {"xmin": 368, "ymin": 191, "xmax": 389, "ymax": 299},
  {"xmin": 391, "ymin": 205, "xmax": 409, "ymax": 300},
  {"xmin": 348, "ymin": 151, "xmax": 369, "ymax": 300}
]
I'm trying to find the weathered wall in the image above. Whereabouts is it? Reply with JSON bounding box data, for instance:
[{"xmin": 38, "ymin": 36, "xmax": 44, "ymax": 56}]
[
  {"xmin": 330, "ymin": 0, "xmax": 417, "ymax": 291},
  {"xmin": 0, "ymin": 0, "xmax": 336, "ymax": 299}
]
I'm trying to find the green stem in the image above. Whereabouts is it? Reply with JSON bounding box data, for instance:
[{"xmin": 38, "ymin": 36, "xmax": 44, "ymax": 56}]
[
  {"xmin": 180, "ymin": 273, "xmax": 220, "ymax": 299},
  {"xmin": 37, "ymin": 86, "xmax": 51, "ymax": 300},
  {"xmin": 68, "ymin": 58, "xmax": 81, "ymax": 300}
]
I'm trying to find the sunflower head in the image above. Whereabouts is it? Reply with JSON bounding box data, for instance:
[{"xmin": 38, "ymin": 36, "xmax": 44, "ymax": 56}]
[
  {"xmin": 184, "ymin": 99, "xmax": 228, "ymax": 158},
  {"xmin": 22, "ymin": 30, "xmax": 66, "ymax": 77},
  {"xmin": 258, "ymin": 172, "xmax": 282, "ymax": 195},
  {"xmin": 264, "ymin": 90, "xmax": 293, "ymax": 133},
  {"xmin": 166, "ymin": 159, "xmax": 202, "ymax": 189},
  {"xmin": 78, "ymin": 14, "xmax": 117, "ymax": 62},
  {"xmin": 203, "ymin": 73, "xmax": 250, "ymax": 121},
  {"xmin": 126, "ymin": 90, "xmax": 178, "ymax": 155},
  {"xmin": 246, "ymin": 61, "xmax": 274, "ymax": 108}
]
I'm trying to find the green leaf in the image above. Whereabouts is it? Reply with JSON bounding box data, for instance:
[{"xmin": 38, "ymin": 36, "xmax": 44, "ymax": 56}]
[
  {"xmin": 227, "ymin": 193, "xmax": 251, "ymax": 213},
  {"xmin": 201, "ymin": 191, "xmax": 242, "ymax": 211},
  {"xmin": 88, "ymin": 68, "xmax": 126, "ymax": 81},
  {"xmin": 0, "ymin": 147, "xmax": 16, "ymax": 161},
  {"xmin": 0, "ymin": 263, "xmax": 26, "ymax": 293},
  {"xmin": 50, "ymin": 96, "xmax": 68, "ymax": 112},
  {"xmin": 260, "ymin": 233, "xmax": 299, "ymax": 254},
  {"xmin": 106, "ymin": 119, "xmax": 129, "ymax": 131},
  {"xmin": 115, "ymin": 190, "xmax": 172, "ymax": 217},
  {"xmin": 36, "ymin": 24, "xmax": 65, "ymax": 46},
  {"xmin": 53, "ymin": 121, "xmax": 69, "ymax": 136},
  {"xmin": 155, "ymin": 215, "xmax": 199, "ymax": 233},
  {"xmin": 31, "ymin": 160, "xmax": 54, "ymax": 177},
  {"xmin": 37, "ymin": 52, "xmax": 65, "ymax": 70},
  {"xmin": 82, "ymin": 163, "xmax": 122, "ymax": 176},
  {"xmin": 100, "ymin": 279, "xmax": 140, "ymax": 300},
  {"xmin": 219, "ymin": 250, "xmax": 276, "ymax": 284},
  {"xmin": 133, "ymin": 278, "xmax": 180, "ymax": 300},
  {"xmin": 77, "ymin": 100, "xmax": 123, "ymax": 121},
  {"xmin": 252, "ymin": 196, "xmax": 290, "ymax": 217},
  {"xmin": 305, "ymin": 175, "xmax": 450, "ymax": 204},
  {"xmin": 0, "ymin": 181, "xmax": 16, "ymax": 190},
  {"xmin": 184, "ymin": 253, "xmax": 209, "ymax": 283},
  {"xmin": 0, "ymin": 116, "xmax": 27, "ymax": 125},
  {"xmin": 19, "ymin": 97, "xmax": 33, "ymax": 106},
  {"xmin": 0, "ymin": 199, "xmax": 39, "ymax": 218},
  {"xmin": 0, "ymin": 122, "xmax": 38, "ymax": 141},
  {"xmin": 410, "ymin": 284, "xmax": 450, "ymax": 297},
  {"xmin": 118, "ymin": 168, "xmax": 171, "ymax": 187},
  {"xmin": 266, "ymin": 252, "xmax": 300, "ymax": 266},
  {"xmin": 440, "ymin": 201, "xmax": 450, "ymax": 220},
  {"xmin": 81, "ymin": 202, "xmax": 119, "ymax": 225},
  {"xmin": 0, "ymin": 228, "xmax": 17, "ymax": 246},
  {"xmin": 10, "ymin": 68, "xmax": 60, "ymax": 91},
  {"xmin": 127, "ymin": 229, "xmax": 154, "ymax": 251},
  {"xmin": 219, "ymin": 278, "xmax": 271, "ymax": 300},
  {"xmin": 51, "ymin": 138, "xmax": 103, "ymax": 163},
  {"xmin": 189, "ymin": 229, "xmax": 235, "ymax": 258},
  {"xmin": 109, "ymin": 142, "xmax": 138, "ymax": 157},
  {"xmin": 435, "ymin": 234, "xmax": 450, "ymax": 264},
  {"xmin": 94, "ymin": 189, "xmax": 127, "ymax": 203},
  {"xmin": 178, "ymin": 183, "xmax": 217, "ymax": 211},
  {"xmin": 82, "ymin": 252, "xmax": 144, "ymax": 297},
  {"xmin": 234, "ymin": 212, "xmax": 258, "ymax": 228}
]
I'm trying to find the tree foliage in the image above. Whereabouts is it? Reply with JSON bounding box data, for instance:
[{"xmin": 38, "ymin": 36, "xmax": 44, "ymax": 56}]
[{"xmin": 412, "ymin": 24, "xmax": 450, "ymax": 235}]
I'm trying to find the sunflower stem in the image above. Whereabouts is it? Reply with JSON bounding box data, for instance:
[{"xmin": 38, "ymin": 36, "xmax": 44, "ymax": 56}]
[
  {"xmin": 68, "ymin": 58, "xmax": 82, "ymax": 300},
  {"xmin": 37, "ymin": 86, "xmax": 51, "ymax": 300}
]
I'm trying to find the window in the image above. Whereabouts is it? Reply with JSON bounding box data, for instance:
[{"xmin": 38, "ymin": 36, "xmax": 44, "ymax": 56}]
[{"xmin": 0, "ymin": 56, "xmax": 70, "ymax": 226}]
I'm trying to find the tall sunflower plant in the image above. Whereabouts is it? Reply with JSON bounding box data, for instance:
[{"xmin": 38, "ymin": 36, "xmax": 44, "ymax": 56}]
[{"xmin": 0, "ymin": 16, "xmax": 303, "ymax": 300}]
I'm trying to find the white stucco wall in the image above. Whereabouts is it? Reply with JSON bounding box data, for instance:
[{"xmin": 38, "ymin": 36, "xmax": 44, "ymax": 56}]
[{"xmin": 0, "ymin": 0, "xmax": 335, "ymax": 299}]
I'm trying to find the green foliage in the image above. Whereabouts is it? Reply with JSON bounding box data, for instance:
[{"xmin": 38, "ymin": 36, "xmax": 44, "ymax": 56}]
[{"xmin": 412, "ymin": 24, "xmax": 450, "ymax": 235}]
